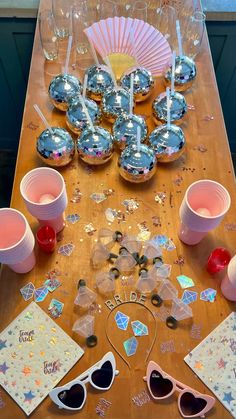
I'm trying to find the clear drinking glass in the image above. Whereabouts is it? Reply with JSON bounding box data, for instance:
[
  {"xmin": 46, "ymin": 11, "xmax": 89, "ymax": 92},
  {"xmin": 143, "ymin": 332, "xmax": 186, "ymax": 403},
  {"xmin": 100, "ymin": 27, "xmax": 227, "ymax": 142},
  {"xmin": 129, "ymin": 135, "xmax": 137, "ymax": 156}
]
[
  {"xmin": 155, "ymin": 5, "xmax": 177, "ymax": 49},
  {"xmin": 184, "ymin": 11, "xmax": 206, "ymax": 58},
  {"xmin": 39, "ymin": 10, "xmax": 58, "ymax": 61},
  {"xmin": 131, "ymin": 1, "xmax": 148, "ymax": 21},
  {"xmin": 98, "ymin": 0, "xmax": 118, "ymax": 19},
  {"xmin": 52, "ymin": 0, "xmax": 71, "ymax": 39}
]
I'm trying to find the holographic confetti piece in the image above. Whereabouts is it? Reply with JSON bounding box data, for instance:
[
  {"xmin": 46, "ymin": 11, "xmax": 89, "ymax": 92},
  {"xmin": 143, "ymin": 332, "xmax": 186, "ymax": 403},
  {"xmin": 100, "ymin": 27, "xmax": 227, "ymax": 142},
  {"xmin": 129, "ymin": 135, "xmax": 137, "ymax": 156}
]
[
  {"xmin": 203, "ymin": 115, "xmax": 214, "ymax": 121},
  {"xmin": 58, "ymin": 243, "xmax": 75, "ymax": 256},
  {"xmin": 20, "ymin": 283, "xmax": 35, "ymax": 301},
  {"xmin": 190, "ymin": 324, "xmax": 202, "ymax": 339},
  {"xmin": 166, "ymin": 239, "xmax": 176, "ymax": 251},
  {"xmin": 117, "ymin": 210, "xmax": 126, "ymax": 223},
  {"xmin": 114, "ymin": 311, "xmax": 129, "ymax": 330},
  {"xmin": 105, "ymin": 208, "xmax": 116, "ymax": 223},
  {"xmin": 132, "ymin": 390, "xmax": 150, "ymax": 407},
  {"xmin": 90, "ymin": 193, "xmax": 107, "ymax": 204},
  {"xmin": 177, "ymin": 275, "xmax": 195, "ymax": 289},
  {"xmin": 66, "ymin": 214, "xmax": 80, "ymax": 224},
  {"xmin": 122, "ymin": 198, "xmax": 139, "ymax": 213},
  {"xmin": 173, "ymin": 174, "xmax": 183, "ymax": 186},
  {"xmin": 95, "ymin": 398, "xmax": 112, "ymax": 417},
  {"xmin": 155, "ymin": 192, "xmax": 166, "ymax": 204},
  {"xmin": 152, "ymin": 216, "xmax": 161, "ymax": 227},
  {"xmin": 193, "ymin": 144, "xmax": 208, "ymax": 152},
  {"xmin": 151, "ymin": 235, "xmax": 168, "ymax": 247},
  {"xmin": 181, "ymin": 290, "xmax": 198, "ymax": 304},
  {"xmin": 160, "ymin": 339, "xmax": 175, "ymax": 353},
  {"xmin": 137, "ymin": 230, "xmax": 151, "ymax": 241},
  {"xmin": 48, "ymin": 299, "xmax": 64, "ymax": 318},
  {"xmin": 224, "ymin": 223, "xmax": 236, "ymax": 231},
  {"xmin": 34, "ymin": 286, "xmax": 48, "ymax": 302},
  {"xmin": 103, "ymin": 189, "xmax": 114, "ymax": 197},
  {"xmin": 131, "ymin": 321, "xmax": 148, "ymax": 336},
  {"xmin": 200, "ymin": 288, "xmax": 217, "ymax": 302},
  {"xmin": 123, "ymin": 336, "xmax": 138, "ymax": 356},
  {"xmin": 187, "ymin": 104, "xmax": 195, "ymax": 110},
  {"xmin": 44, "ymin": 278, "xmax": 61, "ymax": 292},
  {"xmin": 174, "ymin": 255, "xmax": 185, "ymax": 266},
  {"xmin": 84, "ymin": 223, "xmax": 96, "ymax": 235},
  {"xmin": 70, "ymin": 187, "xmax": 82, "ymax": 203}
]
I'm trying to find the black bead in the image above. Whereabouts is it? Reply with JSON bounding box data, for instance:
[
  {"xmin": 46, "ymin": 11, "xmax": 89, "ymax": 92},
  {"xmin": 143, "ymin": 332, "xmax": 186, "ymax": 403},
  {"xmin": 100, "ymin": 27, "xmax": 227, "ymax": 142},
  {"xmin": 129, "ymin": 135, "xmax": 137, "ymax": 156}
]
[
  {"xmin": 151, "ymin": 294, "xmax": 163, "ymax": 307},
  {"xmin": 166, "ymin": 316, "xmax": 178, "ymax": 329},
  {"xmin": 86, "ymin": 335, "xmax": 98, "ymax": 347}
]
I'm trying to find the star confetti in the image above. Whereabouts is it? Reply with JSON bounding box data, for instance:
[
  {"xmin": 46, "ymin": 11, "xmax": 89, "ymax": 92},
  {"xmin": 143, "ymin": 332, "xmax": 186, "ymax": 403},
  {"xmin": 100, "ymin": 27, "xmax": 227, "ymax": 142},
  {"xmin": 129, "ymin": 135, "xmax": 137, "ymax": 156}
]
[
  {"xmin": 122, "ymin": 198, "xmax": 139, "ymax": 213},
  {"xmin": 44, "ymin": 278, "xmax": 61, "ymax": 292},
  {"xmin": 58, "ymin": 243, "xmax": 75, "ymax": 256},
  {"xmin": 200, "ymin": 288, "xmax": 217, "ymax": 302},
  {"xmin": 177, "ymin": 275, "xmax": 195, "ymax": 289},
  {"xmin": 90, "ymin": 192, "xmax": 107, "ymax": 203},
  {"xmin": 0, "ymin": 362, "xmax": 9, "ymax": 374},
  {"xmin": 84, "ymin": 223, "xmax": 96, "ymax": 235},
  {"xmin": 20, "ymin": 282, "xmax": 35, "ymax": 301},
  {"xmin": 0, "ymin": 340, "xmax": 7, "ymax": 350},
  {"xmin": 34, "ymin": 286, "xmax": 48, "ymax": 302},
  {"xmin": 181, "ymin": 290, "xmax": 198, "ymax": 304},
  {"xmin": 24, "ymin": 390, "xmax": 35, "ymax": 403},
  {"xmin": 48, "ymin": 299, "xmax": 64, "ymax": 318},
  {"xmin": 70, "ymin": 187, "xmax": 82, "ymax": 203},
  {"xmin": 66, "ymin": 214, "xmax": 80, "ymax": 224}
]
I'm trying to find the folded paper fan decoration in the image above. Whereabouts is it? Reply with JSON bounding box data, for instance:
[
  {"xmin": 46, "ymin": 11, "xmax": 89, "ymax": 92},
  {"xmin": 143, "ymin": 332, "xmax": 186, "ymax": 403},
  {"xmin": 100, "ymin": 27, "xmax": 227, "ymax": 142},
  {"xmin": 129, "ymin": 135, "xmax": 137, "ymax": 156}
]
[{"xmin": 84, "ymin": 17, "xmax": 172, "ymax": 77}]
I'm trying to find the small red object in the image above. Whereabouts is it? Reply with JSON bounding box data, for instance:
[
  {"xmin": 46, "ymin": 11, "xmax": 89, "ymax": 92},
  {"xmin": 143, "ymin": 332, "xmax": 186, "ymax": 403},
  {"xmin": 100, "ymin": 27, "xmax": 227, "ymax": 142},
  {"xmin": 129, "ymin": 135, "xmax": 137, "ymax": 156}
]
[
  {"xmin": 207, "ymin": 247, "xmax": 231, "ymax": 274},
  {"xmin": 36, "ymin": 225, "xmax": 56, "ymax": 253}
]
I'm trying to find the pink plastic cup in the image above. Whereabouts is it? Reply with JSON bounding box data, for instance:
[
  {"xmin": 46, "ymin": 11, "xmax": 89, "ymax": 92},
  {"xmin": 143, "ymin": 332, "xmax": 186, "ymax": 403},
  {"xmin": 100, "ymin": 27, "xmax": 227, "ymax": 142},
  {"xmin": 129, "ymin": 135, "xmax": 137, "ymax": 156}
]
[
  {"xmin": 0, "ymin": 208, "xmax": 36, "ymax": 273},
  {"xmin": 20, "ymin": 167, "xmax": 68, "ymax": 233},
  {"xmin": 221, "ymin": 255, "xmax": 236, "ymax": 301},
  {"xmin": 178, "ymin": 180, "xmax": 231, "ymax": 245}
]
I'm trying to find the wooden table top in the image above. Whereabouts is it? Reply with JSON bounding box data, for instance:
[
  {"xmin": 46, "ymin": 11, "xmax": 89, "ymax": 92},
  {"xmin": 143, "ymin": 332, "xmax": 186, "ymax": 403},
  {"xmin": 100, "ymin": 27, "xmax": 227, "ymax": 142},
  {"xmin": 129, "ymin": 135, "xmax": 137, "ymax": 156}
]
[{"xmin": 0, "ymin": 1, "xmax": 236, "ymax": 418}]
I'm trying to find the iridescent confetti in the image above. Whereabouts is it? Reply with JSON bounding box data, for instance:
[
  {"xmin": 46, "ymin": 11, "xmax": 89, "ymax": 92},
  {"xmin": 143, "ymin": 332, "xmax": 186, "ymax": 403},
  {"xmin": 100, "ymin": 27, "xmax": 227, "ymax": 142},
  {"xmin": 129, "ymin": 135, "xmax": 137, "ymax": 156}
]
[
  {"xmin": 177, "ymin": 275, "xmax": 195, "ymax": 289},
  {"xmin": 152, "ymin": 235, "xmax": 168, "ymax": 247},
  {"xmin": 224, "ymin": 223, "xmax": 236, "ymax": 231},
  {"xmin": 154, "ymin": 192, "xmax": 166, "ymax": 204},
  {"xmin": 90, "ymin": 193, "xmax": 107, "ymax": 204},
  {"xmin": 165, "ymin": 239, "xmax": 176, "ymax": 251},
  {"xmin": 193, "ymin": 144, "xmax": 208, "ymax": 152},
  {"xmin": 44, "ymin": 279, "xmax": 61, "ymax": 292},
  {"xmin": 181, "ymin": 290, "xmax": 198, "ymax": 304},
  {"xmin": 95, "ymin": 398, "xmax": 112, "ymax": 417},
  {"xmin": 84, "ymin": 223, "xmax": 96, "ymax": 235},
  {"xmin": 66, "ymin": 214, "xmax": 80, "ymax": 224},
  {"xmin": 200, "ymin": 288, "xmax": 217, "ymax": 302},
  {"xmin": 103, "ymin": 189, "xmax": 114, "ymax": 197},
  {"xmin": 123, "ymin": 336, "xmax": 138, "ymax": 356},
  {"xmin": 48, "ymin": 299, "xmax": 64, "ymax": 318},
  {"xmin": 70, "ymin": 188, "xmax": 82, "ymax": 203},
  {"xmin": 190, "ymin": 324, "xmax": 202, "ymax": 339},
  {"xmin": 132, "ymin": 390, "xmax": 150, "ymax": 407},
  {"xmin": 203, "ymin": 115, "xmax": 214, "ymax": 121},
  {"xmin": 131, "ymin": 321, "xmax": 148, "ymax": 336},
  {"xmin": 137, "ymin": 230, "xmax": 151, "ymax": 241},
  {"xmin": 115, "ymin": 311, "xmax": 129, "ymax": 330},
  {"xmin": 117, "ymin": 210, "xmax": 126, "ymax": 223},
  {"xmin": 105, "ymin": 208, "xmax": 116, "ymax": 222},
  {"xmin": 34, "ymin": 286, "xmax": 48, "ymax": 302},
  {"xmin": 160, "ymin": 339, "xmax": 175, "ymax": 353},
  {"xmin": 20, "ymin": 283, "xmax": 35, "ymax": 301},
  {"xmin": 174, "ymin": 255, "xmax": 185, "ymax": 266},
  {"xmin": 122, "ymin": 199, "xmax": 139, "ymax": 213},
  {"xmin": 137, "ymin": 221, "xmax": 149, "ymax": 232},
  {"xmin": 187, "ymin": 104, "xmax": 195, "ymax": 110},
  {"xmin": 173, "ymin": 174, "xmax": 183, "ymax": 186},
  {"xmin": 152, "ymin": 216, "xmax": 161, "ymax": 227},
  {"xmin": 58, "ymin": 243, "xmax": 75, "ymax": 256}
]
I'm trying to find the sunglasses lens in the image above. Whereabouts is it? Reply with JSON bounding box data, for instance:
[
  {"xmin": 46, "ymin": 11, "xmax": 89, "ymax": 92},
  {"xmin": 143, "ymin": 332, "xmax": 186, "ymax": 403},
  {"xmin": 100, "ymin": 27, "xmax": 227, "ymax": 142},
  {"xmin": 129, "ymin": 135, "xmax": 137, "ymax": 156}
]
[
  {"xmin": 91, "ymin": 360, "xmax": 113, "ymax": 389},
  {"xmin": 58, "ymin": 384, "xmax": 85, "ymax": 409},
  {"xmin": 150, "ymin": 370, "xmax": 173, "ymax": 397},
  {"xmin": 180, "ymin": 392, "xmax": 207, "ymax": 416}
]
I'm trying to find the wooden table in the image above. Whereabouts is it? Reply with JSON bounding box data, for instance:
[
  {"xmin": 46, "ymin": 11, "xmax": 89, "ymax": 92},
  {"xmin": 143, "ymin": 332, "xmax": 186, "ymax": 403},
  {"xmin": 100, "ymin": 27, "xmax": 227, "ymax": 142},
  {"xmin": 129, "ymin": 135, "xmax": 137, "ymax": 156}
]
[{"xmin": 0, "ymin": 1, "xmax": 236, "ymax": 418}]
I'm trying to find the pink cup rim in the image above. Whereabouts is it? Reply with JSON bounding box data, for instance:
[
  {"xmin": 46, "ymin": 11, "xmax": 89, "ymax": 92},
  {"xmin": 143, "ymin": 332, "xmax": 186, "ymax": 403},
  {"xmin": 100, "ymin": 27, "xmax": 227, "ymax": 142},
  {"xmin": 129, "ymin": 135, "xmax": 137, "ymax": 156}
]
[
  {"xmin": 185, "ymin": 179, "xmax": 231, "ymax": 219},
  {"xmin": 20, "ymin": 167, "xmax": 65, "ymax": 207},
  {"xmin": 0, "ymin": 208, "xmax": 28, "ymax": 252}
]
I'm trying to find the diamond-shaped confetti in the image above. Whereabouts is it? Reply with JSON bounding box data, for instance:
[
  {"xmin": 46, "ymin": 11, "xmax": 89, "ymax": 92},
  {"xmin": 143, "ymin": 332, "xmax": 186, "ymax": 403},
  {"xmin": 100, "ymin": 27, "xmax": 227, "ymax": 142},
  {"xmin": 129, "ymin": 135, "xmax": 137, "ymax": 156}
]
[
  {"xmin": 90, "ymin": 192, "xmax": 107, "ymax": 203},
  {"xmin": 115, "ymin": 311, "xmax": 129, "ymax": 330},
  {"xmin": 177, "ymin": 275, "xmax": 195, "ymax": 289},
  {"xmin": 84, "ymin": 223, "xmax": 96, "ymax": 235},
  {"xmin": 34, "ymin": 286, "xmax": 48, "ymax": 302},
  {"xmin": 166, "ymin": 239, "xmax": 176, "ymax": 251},
  {"xmin": 20, "ymin": 282, "xmax": 35, "ymax": 301},
  {"xmin": 44, "ymin": 278, "xmax": 61, "ymax": 292},
  {"xmin": 58, "ymin": 243, "xmax": 75, "ymax": 256},
  {"xmin": 200, "ymin": 288, "xmax": 217, "ymax": 302},
  {"xmin": 122, "ymin": 199, "xmax": 139, "ymax": 213},
  {"xmin": 151, "ymin": 235, "xmax": 169, "ymax": 247},
  {"xmin": 123, "ymin": 336, "xmax": 138, "ymax": 356},
  {"xmin": 131, "ymin": 321, "xmax": 148, "ymax": 336},
  {"xmin": 181, "ymin": 290, "xmax": 198, "ymax": 305},
  {"xmin": 48, "ymin": 299, "xmax": 64, "ymax": 318},
  {"xmin": 66, "ymin": 214, "xmax": 80, "ymax": 224}
]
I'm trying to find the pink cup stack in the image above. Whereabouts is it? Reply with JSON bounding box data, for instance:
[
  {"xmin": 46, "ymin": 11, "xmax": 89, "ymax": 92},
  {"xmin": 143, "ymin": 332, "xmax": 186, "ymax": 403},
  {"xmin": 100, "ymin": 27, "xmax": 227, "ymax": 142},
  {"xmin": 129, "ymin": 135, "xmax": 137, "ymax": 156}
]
[
  {"xmin": 20, "ymin": 167, "xmax": 68, "ymax": 233},
  {"xmin": 221, "ymin": 255, "xmax": 236, "ymax": 301},
  {"xmin": 178, "ymin": 180, "xmax": 231, "ymax": 245},
  {"xmin": 0, "ymin": 208, "xmax": 36, "ymax": 273}
]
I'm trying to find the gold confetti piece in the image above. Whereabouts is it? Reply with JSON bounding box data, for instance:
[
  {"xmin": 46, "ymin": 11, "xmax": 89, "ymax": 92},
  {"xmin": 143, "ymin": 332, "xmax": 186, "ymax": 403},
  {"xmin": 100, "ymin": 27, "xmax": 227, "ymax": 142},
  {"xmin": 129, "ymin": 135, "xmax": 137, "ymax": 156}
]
[
  {"xmin": 137, "ymin": 231, "xmax": 151, "ymax": 241},
  {"xmin": 155, "ymin": 192, "xmax": 166, "ymax": 204},
  {"xmin": 70, "ymin": 188, "xmax": 82, "ymax": 203}
]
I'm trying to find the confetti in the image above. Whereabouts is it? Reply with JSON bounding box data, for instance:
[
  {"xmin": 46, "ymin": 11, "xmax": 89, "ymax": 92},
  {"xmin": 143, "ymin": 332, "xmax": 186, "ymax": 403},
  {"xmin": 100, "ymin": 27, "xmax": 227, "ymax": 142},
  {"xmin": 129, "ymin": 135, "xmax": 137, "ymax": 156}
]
[
  {"xmin": 48, "ymin": 299, "xmax": 64, "ymax": 318},
  {"xmin": 137, "ymin": 230, "xmax": 151, "ymax": 241},
  {"xmin": 105, "ymin": 208, "xmax": 116, "ymax": 222},
  {"xmin": 152, "ymin": 235, "xmax": 168, "ymax": 247},
  {"xmin": 190, "ymin": 324, "xmax": 202, "ymax": 339},
  {"xmin": 95, "ymin": 398, "xmax": 112, "ymax": 417},
  {"xmin": 20, "ymin": 283, "xmax": 35, "ymax": 301},
  {"xmin": 66, "ymin": 214, "xmax": 80, "ymax": 224},
  {"xmin": 84, "ymin": 223, "xmax": 96, "ymax": 235},
  {"xmin": 224, "ymin": 223, "xmax": 236, "ymax": 231},
  {"xmin": 154, "ymin": 192, "xmax": 166, "ymax": 204},
  {"xmin": 122, "ymin": 199, "xmax": 139, "ymax": 213},
  {"xmin": 70, "ymin": 188, "xmax": 82, "ymax": 203},
  {"xmin": 152, "ymin": 216, "xmax": 161, "ymax": 227},
  {"xmin": 131, "ymin": 321, "xmax": 148, "ymax": 336},
  {"xmin": 90, "ymin": 193, "xmax": 107, "ymax": 204},
  {"xmin": 187, "ymin": 104, "xmax": 195, "ymax": 110},
  {"xmin": 120, "ymin": 276, "xmax": 135, "ymax": 286},
  {"xmin": 58, "ymin": 243, "xmax": 75, "ymax": 256},
  {"xmin": 203, "ymin": 115, "xmax": 214, "ymax": 121},
  {"xmin": 114, "ymin": 312, "xmax": 129, "ymax": 330},
  {"xmin": 173, "ymin": 174, "xmax": 183, "ymax": 186},
  {"xmin": 34, "ymin": 287, "xmax": 49, "ymax": 302},
  {"xmin": 153, "ymin": 306, "xmax": 170, "ymax": 322},
  {"xmin": 123, "ymin": 337, "xmax": 138, "ymax": 356},
  {"xmin": 200, "ymin": 288, "xmax": 217, "ymax": 302},
  {"xmin": 103, "ymin": 189, "xmax": 114, "ymax": 197},
  {"xmin": 181, "ymin": 290, "xmax": 198, "ymax": 304},
  {"xmin": 160, "ymin": 339, "xmax": 175, "ymax": 353},
  {"xmin": 132, "ymin": 390, "xmax": 150, "ymax": 407},
  {"xmin": 165, "ymin": 238, "xmax": 176, "ymax": 251},
  {"xmin": 193, "ymin": 144, "xmax": 208, "ymax": 152},
  {"xmin": 27, "ymin": 122, "xmax": 39, "ymax": 130},
  {"xmin": 177, "ymin": 275, "xmax": 195, "ymax": 289},
  {"xmin": 44, "ymin": 279, "xmax": 61, "ymax": 292},
  {"xmin": 174, "ymin": 255, "xmax": 185, "ymax": 266},
  {"xmin": 117, "ymin": 210, "xmax": 126, "ymax": 223}
]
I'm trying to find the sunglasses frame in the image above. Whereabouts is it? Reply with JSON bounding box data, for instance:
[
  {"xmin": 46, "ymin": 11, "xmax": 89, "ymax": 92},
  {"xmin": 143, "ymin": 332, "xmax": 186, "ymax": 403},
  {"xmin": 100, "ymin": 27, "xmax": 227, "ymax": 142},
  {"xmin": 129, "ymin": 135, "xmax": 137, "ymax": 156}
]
[
  {"xmin": 144, "ymin": 361, "xmax": 215, "ymax": 418},
  {"xmin": 49, "ymin": 351, "xmax": 119, "ymax": 411}
]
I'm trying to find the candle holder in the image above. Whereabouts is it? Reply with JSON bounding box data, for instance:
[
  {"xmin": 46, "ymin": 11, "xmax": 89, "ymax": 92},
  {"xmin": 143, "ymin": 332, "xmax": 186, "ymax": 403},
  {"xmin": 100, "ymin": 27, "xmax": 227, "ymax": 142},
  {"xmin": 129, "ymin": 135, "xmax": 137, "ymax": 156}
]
[
  {"xmin": 207, "ymin": 248, "xmax": 231, "ymax": 274},
  {"xmin": 36, "ymin": 225, "xmax": 56, "ymax": 253}
]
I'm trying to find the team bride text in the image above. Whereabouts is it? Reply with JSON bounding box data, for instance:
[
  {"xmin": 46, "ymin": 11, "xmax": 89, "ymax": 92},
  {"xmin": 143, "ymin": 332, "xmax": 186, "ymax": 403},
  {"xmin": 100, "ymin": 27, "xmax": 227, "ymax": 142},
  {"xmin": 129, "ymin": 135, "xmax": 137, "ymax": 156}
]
[{"xmin": 19, "ymin": 330, "xmax": 35, "ymax": 343}]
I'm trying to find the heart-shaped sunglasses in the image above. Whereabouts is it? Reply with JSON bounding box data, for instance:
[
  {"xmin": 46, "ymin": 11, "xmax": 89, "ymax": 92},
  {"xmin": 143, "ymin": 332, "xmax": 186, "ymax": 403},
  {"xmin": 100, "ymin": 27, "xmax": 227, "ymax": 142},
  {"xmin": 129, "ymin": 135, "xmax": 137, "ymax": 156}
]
[
  {"xmin": 144, "ymin": 361, "xmax": 215, "ymax": 418},
  {"xmin": 49, "ymin": 352, "xmax": 119, "ymax": 410}
]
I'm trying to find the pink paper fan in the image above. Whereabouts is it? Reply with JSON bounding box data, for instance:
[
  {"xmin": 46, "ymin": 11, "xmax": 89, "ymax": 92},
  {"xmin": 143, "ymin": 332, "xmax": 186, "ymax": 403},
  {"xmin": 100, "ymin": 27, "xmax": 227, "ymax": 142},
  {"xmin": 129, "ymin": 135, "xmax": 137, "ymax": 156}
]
[{"xmin": 84, "ymin": 17, "xmax": 172, "ymax": 76}]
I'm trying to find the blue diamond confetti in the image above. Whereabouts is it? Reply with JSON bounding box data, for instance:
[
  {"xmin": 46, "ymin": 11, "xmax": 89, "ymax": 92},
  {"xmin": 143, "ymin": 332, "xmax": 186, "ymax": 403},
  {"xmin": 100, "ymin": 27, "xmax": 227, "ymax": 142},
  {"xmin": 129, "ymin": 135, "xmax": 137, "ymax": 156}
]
[
  {"xmin": 20, "ymin": 282, "xmax": 35, "ymax": 301},
  {"xmin": 66, "ymin": 213, "xmax": 80, "ymax": 224},
  {"xmin": 115, "ymin": 311, "xmax": 129, "ymax": 330},
  {"xmin": 131, "ymin": 321, "xmax": 149, "ymax": 336},
  {"xmin": 152, "ymin": 235, "xmax": 169, "ymax": 247},
  {"xmin": 34, "ymin": 286, "xmax": 48, "ymax": 302},
  {"xmin": 44, "ymin": 278, "xmax": 61, "ymax": 292},
  {"xmin": 200, "ymin": 288, "xmax": 217, "ymax": 302},
  {"xmin": 181, "ymin": 290, "xmax": 198, "ymax": 305},
  {"xmin": 48, "ymin": 299, "xmax": 64, "ymax": 318},
  {"xmin": 123, "ymin": 336, "xmax": 138, "ymax": 356},
  {"xmin": 58, "ymin": 243, "xmax": 75, "ymax": 256},
  {"xmin": 177, "ymin": 275, "xmax": 195, "ymax": 289}
]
